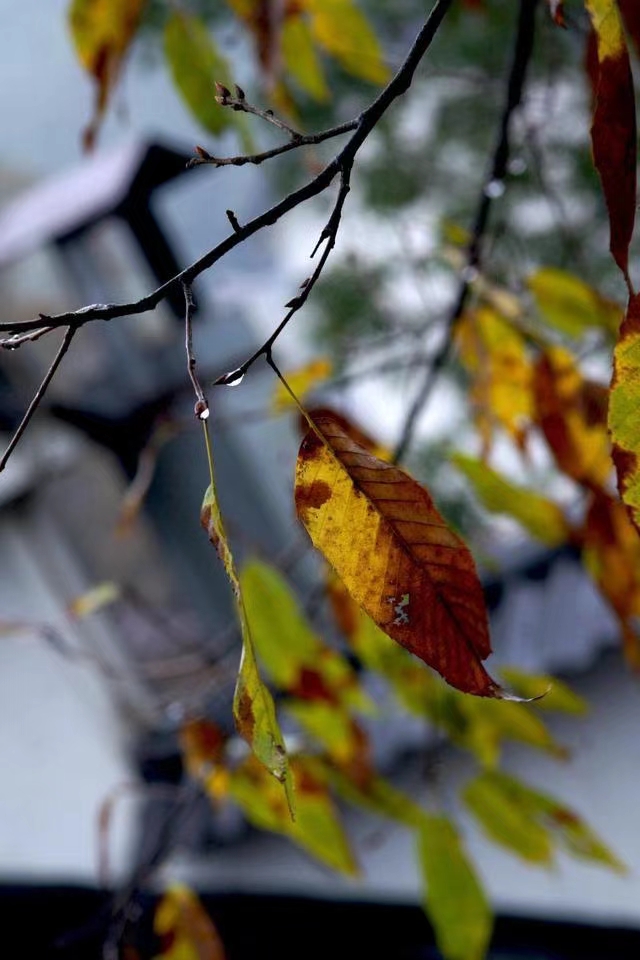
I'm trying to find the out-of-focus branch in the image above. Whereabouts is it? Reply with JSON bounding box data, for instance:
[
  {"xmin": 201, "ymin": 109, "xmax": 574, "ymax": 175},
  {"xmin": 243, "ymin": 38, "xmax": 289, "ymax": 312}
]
[{"xmin": 392, "ymin": 0, "xmax": 540, "ymax": 465}]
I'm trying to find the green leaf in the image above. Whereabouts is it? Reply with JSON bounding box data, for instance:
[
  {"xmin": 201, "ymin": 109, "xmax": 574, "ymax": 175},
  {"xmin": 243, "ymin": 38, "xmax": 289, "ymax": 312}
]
[
  {"xmin": 201, "ymin": 486, "xmax": 292, "ymax": 812},
  {"xmin": 452, "ymin": 453, "xmax": 568, "ymax": 547},
  {"xmin": 527, "ymin": 267, "xmax": 622, "ymax": 338},
  {"xmin": 242, "ymin": 559, "xmax": 373, "ymax": 712},
  {"xmin": 500, "ymin": 667, "xmax": 588, "ymax": 715},
  {"xmin": 464, "ymin": 773, "xmax": 554, "ymax": 865},
  {"xmin": 164, "ymin": 11, "xmax": 242, "ymax": 137},
  {"xmin": 328, "ymin": 767, "xmax": 425, "ymax": 828},
  {"xmin": 419, "ymin": 815, "xmax": 492, "ymax": 960},
  {"xmin": 486, "ymin": 772, "xmax": 626, "ymax": 873},
  {"xmin": 230, "ymin": 755, "xmax": 358, "ymax": 875}
]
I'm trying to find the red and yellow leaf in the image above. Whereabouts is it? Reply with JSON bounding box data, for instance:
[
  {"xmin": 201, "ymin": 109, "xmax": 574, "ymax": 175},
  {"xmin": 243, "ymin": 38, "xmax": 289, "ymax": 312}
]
[
  {"xmin": 584, "ymin": 0, "xmax": 637, "ymax": 280},
  {"xmin": 533, "ymin": 347, "xmax": 611, "ymax": 489},
  {"xmin": 69, "ymin": 0, "xmax": 147, "ymax": 150},
  {"xmin": 609, "ymin": 293, "xmax": 640, "ymax": 534},
  {"xmin": 295, "ymin": 413, "xmax": 507, "ymax": 698},
  {"xmin": 154, "ymin": 884, "xmax": 226, "ymax": 960}
]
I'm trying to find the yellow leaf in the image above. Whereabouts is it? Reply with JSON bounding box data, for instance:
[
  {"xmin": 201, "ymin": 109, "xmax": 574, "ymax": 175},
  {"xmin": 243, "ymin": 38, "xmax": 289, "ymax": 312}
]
[
  {"xmin": 609, "ymin": 293, "xmax": 640, "ymax": 534},
  {"xmin": 295, "ymin": 413, "xmax": 506, "ymax": 698},
  {"xmin": 67, "ymin": 582, "xmax": 120, "ymax": 619},
  {"xmin": 230, "ymin": 754, "xmax": 358, "ymax": 875},
  {"xmin": 68, "ymin": 0, "xmax": 146, "ymax": 149},
  {"xmin": 419, "ymin": 815, "xmax": 492, "ymax": 960},
  {"xmin": 154, "ymin": 883, "xmax": 226, "ymax": 960},
  {"xmin": 328, "ymin": 766, "xmax": 425, "ymax": 828},
  {"xmin": 303, "ymin": 0, "xmax": 389, "ymax": 85},
  {"xmin": 271, "ymin": 358, "xmax": 332, "ymax": 413},
  {"xmin": 452, "ymin": 453, "xmax": 569, "ymax": 547},
  {"xmin": 456, "ymin": 306, "xmax": 532, "ymax": 454},
  {"xmin": 201, "ymin": 483, "xmax": 293, "ymax": 811},
  {"xmin": 282, "ymin": 15, "xmax": 329, "ymax": 101},
  {"xmin": 464, "ymin": 773, "xmax": 554, "ymax": 865},
  {"xmin": 527, "ymin": 267, "xmax": 622, "ymax": 338}
]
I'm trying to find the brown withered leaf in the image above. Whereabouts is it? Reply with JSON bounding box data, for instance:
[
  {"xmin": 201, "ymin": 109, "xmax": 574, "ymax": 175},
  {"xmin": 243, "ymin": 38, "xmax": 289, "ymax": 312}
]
[
  {"xmin": 302, "ymin": 406, "xmax": 391, "ymax": 461},
  {"xmin": 584, "ymin": 0, "xmax": 637, "ymax": 280},
  {"xmin": 618, "ymin": 0, "xmax": 640, "ymax": 59},
  {"xmin": 295, "ymin": 413, "xmax": 508, "ymax": 698}
]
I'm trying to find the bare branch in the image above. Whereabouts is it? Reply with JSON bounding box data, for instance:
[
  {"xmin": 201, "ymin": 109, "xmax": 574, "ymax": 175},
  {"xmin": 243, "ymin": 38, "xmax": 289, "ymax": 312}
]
[
  {"xmin": 392, "ymin": 0, "xmax": 539, "ymax": 465},
  {"xmin": 0, "ymin": 326, "xmax": 76, "ymax": 472},
  {"xmin": 182, "ymin": 281, "xmax": 208, "ymax": 420},
  {"xmin": 215, "ymin": 82, "xmax": 303, "ymax": 139}
]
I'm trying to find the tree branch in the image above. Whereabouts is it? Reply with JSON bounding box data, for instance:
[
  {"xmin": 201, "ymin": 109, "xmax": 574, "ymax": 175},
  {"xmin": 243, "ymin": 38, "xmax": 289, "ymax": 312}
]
[
  {"xmin": 0, "ymin": 326, "xmax": 76, "ymax": 471},
  {"xmin": 392, "ymin": 0, "xmax": 539, "ymax": 465}
]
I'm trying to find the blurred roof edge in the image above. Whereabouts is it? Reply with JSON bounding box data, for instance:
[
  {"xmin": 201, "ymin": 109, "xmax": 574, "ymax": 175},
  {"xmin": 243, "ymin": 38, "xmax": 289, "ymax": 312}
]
[{"xmin": 0, "ymin": 139, "xmax": 194, "ymax": 268}]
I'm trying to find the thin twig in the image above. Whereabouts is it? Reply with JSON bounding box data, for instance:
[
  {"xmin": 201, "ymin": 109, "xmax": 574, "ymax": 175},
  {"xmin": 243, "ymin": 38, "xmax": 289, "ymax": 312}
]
[
  {"xmin": 392, "ymin": 0, "xmax": 539, "ymax": 465},
  {"xmin": 191, "ymin": 118, "xmax": 358, "ymax": 169},
  {"xmin": 214, "ymin": 83, "xmax": 303, "ymax": 139},
  {"xmin": 182, "ymin": 281, "xmax": 208, "ymax": 419},
  {"xmin": 0, "ymin": 325, "xmax": 76, "ymax": 471},
  {"xmin": 0, "ymin": 325, "xmax": 56, "ymax": 349}
]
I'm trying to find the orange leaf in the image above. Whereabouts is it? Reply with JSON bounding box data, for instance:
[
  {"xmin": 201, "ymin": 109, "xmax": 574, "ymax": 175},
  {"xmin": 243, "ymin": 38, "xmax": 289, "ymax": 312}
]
[
  {"xmin": 294, "ymin": 413, "xmax": 506, "ymax": 698},
  {"xmin": 584, "ymin": 0, "xmax": 637, "ymax": 280}
]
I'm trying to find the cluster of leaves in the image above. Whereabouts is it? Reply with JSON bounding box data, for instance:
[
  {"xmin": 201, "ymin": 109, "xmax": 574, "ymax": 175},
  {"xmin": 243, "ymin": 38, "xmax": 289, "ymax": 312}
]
[{"xmin": 34, "ymin": 1, "xmax": 640, "ymax": 958}]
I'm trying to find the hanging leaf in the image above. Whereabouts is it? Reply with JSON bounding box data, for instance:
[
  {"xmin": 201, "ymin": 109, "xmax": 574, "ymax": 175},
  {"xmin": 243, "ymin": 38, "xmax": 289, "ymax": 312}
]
[
  {"xmin": 609, "ymin": 293, "xmax": 640, "ymax": 535},
  {"xmin": 527, "ymin": 267, "xmax": 622, "ymax": 338},
  {"xmin": 584, "ymin": 0, "xmax": 637, "ymax": 280},
  {"xmin": 68, "ymin": 0, "xmax": 147, "ymax": 150},
  {"xmin": 464, "ymin": 773, "xmax": 554, "ymax": 865},
  {"xmin": 295, "ymin": 413, "xmax": 507, "ymax": 698},
  {"xmin": 229, "ymin": 754, "xmax": 358, "ymax": 875},
  {"xmin": 478, "ymin": 772, "xmax": 626, "ymax": 873},
  {"xmin": 154, "ymin": 883, "xmax": 226, "ymax": 960},
  {"xmin": 456, "ymin": 306, "xmax": 533, "ymax": 455},
  {"xmin": 164, "ymin": 12, "xmax": 239, "ymax": 137},
  {"xmin": 241, "ymin": 559, "xmax": 373, "ymax": 713},
  {"xmin": 286, "ymin": 699, "xmax": 374, "ymax": 788},
  {"xmin": 302, "ymin": 407, "xmax": 392, "ymax": 461},
  {"xmin": 582, "ymin": 490, "xmax": 640, "ymax": 667},
  {"xmin": 533, "ymin": 347, "xmax": 611, "ymax": 489},
  {"xmin": 303, "ymin": 0, "xmax": 390, "ymax": 86},
  {"xmin": 452, "ymin": 453, "xmax": 569, "ymax": 547},
  {"xmin": 419, "ymin": 815, "xmax": 492, "ymax": 960},
  {"xmin": 201, "ymin": 484, "xmax": 293, "ymax": 810}
]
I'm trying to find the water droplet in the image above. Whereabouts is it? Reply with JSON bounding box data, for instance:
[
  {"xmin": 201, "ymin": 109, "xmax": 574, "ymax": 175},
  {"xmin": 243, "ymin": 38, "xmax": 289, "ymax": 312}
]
[
  {"xmin": 199, "ymin": 407, "xmax": 210, "ymax": 421},
  {"xmin": 220, "ymin": 368, "xmax": 245, "ymax": 387},
  {"xmin": 508, "ymin": 157, "xmax": 527, "ymax": 176},
  {"xmin": 484, "ymin": 179, "xmax": 505, "ymax": 199}
]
